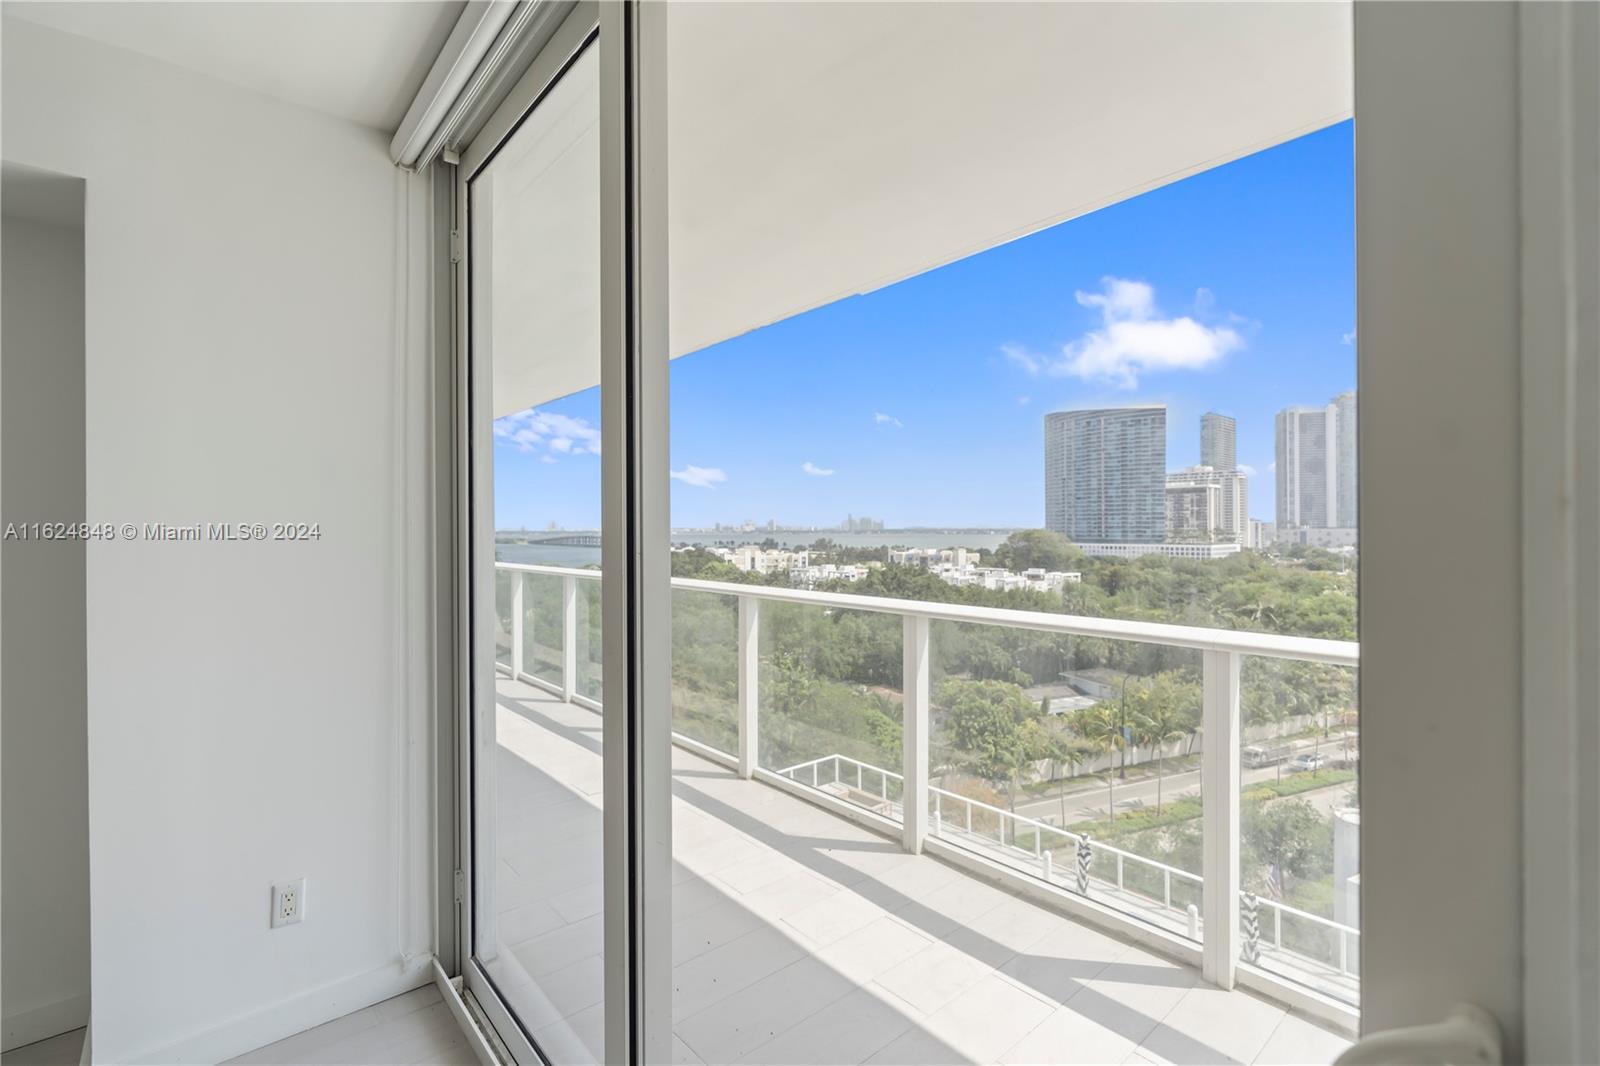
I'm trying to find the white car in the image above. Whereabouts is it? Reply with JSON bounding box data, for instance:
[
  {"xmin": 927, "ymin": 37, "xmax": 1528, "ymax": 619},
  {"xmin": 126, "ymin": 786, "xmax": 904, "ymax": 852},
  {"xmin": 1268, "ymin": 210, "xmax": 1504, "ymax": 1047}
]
[{"xmin": 1286, "ymin": 752, "xmax": 1329, "ymax": 772}]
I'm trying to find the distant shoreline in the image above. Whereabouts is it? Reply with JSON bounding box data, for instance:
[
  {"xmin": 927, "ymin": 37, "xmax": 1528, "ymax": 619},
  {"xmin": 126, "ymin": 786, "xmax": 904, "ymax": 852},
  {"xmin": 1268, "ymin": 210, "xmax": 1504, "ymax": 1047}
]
[{"xmin": 497, "ymin": 527, "xmax": 1028, "ymax": 537}]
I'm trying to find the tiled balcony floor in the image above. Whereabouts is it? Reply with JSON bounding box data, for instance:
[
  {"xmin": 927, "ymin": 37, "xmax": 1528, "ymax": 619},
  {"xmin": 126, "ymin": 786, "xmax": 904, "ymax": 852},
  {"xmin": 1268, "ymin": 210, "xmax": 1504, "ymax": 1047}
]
[{"xmin": 480, "ymin": 676, "xmax": 1349, "ymax": 1065}]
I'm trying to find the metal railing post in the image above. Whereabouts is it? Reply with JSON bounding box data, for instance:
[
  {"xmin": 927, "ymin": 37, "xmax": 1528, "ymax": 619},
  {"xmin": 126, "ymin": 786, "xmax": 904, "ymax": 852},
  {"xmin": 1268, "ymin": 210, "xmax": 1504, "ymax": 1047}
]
[
  {"xmin": 561, "ymin": 576, "xmax": 578, "ymax": 701},
  {"xmin": 902, "ymin": 613, "xmax": 930, "ymax": 854},
  {"xmin": 1201, "ymin": 649, "xmax": 1242, "ymax": 988},
  {"xmin": 737, "ymin": 595, "xmax": 759, "ymax": 778},
  {"xmin": 511, "ymin": 572, "xmax": 525, "ymax": 678}
]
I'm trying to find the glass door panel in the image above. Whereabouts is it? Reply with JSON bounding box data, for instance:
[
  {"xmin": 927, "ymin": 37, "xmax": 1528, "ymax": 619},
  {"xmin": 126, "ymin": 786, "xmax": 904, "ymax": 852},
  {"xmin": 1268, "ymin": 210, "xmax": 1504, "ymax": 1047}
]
[{"xmin": 467, "ymin": 35, "xmax": 606, "ymax": 1065}]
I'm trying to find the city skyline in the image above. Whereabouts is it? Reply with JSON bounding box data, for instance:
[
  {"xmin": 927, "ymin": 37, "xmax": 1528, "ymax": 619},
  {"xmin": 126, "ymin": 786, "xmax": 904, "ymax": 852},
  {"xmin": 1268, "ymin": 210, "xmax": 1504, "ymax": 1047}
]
[{"xmin": 492, "ymin": 121, "xmax": 1355, "ymax": 531}]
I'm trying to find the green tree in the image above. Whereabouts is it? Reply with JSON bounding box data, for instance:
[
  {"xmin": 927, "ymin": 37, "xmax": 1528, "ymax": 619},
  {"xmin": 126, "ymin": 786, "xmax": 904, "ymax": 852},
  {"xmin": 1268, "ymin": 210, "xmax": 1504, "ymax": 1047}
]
[
  {"xmin": 989, "ymin": 529, "xmax": 1085, "ymax": 574},
  {"xmin": 1242, "ymin": 799, "xmax": 1331, "ymax": 897},
  {"xmin": 1071, "ymin": 703, "xmax": 1127, "ymax": 824},
  {"xmin": 939, "ymin": 678, "xmax": 1050, "ymax": 811},
  {"xmin": 1136, "ymin": 681, "xmax": 1194, "ymax": 813}
]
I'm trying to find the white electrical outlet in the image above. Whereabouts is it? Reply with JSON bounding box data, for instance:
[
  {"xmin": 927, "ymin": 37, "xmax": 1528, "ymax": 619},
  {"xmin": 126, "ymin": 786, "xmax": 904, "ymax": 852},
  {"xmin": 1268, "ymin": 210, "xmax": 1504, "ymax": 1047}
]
[{"xmin": 271, "ymin": 878, "xmax": 306, "ymax": 928}]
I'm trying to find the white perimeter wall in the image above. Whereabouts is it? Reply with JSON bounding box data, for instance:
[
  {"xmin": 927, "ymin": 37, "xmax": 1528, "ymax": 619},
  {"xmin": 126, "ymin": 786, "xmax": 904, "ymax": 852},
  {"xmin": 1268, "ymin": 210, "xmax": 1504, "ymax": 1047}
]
[
  {"xmin": 2, "ymin": 204, "xmax": 91, "ymax": 1050},
  {"xmin": 1, "ymin": 18, "xmax": 434, "ymax": 1064}
]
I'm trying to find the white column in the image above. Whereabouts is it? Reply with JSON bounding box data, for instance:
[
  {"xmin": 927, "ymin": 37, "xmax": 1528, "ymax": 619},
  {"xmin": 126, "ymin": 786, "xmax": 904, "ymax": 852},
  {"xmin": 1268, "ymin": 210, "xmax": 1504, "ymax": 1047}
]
[
  {"xmin": 561, "ymin": 575, "xmax": 578, "ymax": 701},
  {"xmin": 1201, "ymin": 648, "xmax": 1241, "ymax": 988},
  {"xmin": 737, "ymin": 595, "xmax": 760, "ymax": 778},
  {"xmin": 510, "ymin": 571, "xmax": 525, "ymax": 678},
  {"xmin": 902, "ymin": 614, "xmax": 931, "ymax": 854}
]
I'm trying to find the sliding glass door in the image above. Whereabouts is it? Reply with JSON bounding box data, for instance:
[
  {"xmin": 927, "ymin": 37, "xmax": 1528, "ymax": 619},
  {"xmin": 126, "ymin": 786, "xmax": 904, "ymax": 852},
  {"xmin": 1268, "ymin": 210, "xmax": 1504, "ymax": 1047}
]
[
  {"xmin": 460, "ymin": 8, "xmax": 609, "ymax": 1063},
  {"xmin": 456, "ymin": 3, "xmax": 1371, "ymax": 1064},
  {"xmin": 458, "ymin": 4, "xmax": 669, "ymax": 1063}
]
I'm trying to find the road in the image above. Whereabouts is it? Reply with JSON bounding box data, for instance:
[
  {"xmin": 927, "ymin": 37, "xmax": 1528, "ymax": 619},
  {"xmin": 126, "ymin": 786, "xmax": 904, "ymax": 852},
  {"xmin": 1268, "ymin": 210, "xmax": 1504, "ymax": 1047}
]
[{"xmin": 998, "ymin": 750, "xmax": 1356, "ymax": 826}]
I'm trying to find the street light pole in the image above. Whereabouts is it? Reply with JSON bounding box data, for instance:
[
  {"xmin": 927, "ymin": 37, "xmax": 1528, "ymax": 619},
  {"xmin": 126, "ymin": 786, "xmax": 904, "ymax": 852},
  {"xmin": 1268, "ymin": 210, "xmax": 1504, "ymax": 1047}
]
[{"xmin": 1119, "ymin": 676, "xmax": 1129, "ymax": 780}]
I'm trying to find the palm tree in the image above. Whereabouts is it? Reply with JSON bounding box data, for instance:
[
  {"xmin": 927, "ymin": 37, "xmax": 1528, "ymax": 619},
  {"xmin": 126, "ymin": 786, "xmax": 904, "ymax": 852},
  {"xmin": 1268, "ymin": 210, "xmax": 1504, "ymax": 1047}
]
[
  {"xmin": 1056, "ymin": 739, "xmax": 1094, "ymax": 825},
  {"xmin": 1072, "ymin": 704, "xmax": 1126, "ymax": 825},
  {"xmin": 1138, "ymin": 697, "xmax": 1193, "ymax": 813}
]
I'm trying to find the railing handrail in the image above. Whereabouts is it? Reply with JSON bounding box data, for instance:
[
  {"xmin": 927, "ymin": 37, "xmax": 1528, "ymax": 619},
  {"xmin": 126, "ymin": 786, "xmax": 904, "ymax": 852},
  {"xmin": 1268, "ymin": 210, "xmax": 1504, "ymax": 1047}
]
[
  {"xmin": 495, "ymin": 561, "xmax": 1357, "ymax": 666},
  {"xmin": 1256, "ymin": 894, "xmax": 1361, "ymax": 937},
  {"xmin": 778, "ymin": 751, "xmax": 1207, "ymax": 887},
  {"xmin": 496, "ymin": 558, "xmax": 1363, "ymax": 999},
  {"xmin": 784, "ymin": 752, "xmax": 905, "ymax": 783},
  {"xmin": 775, "ymin": 750, "xmax": 1360, "ymax": 944},
  {"xmin": 497, "ymin": 562, "xmax": 603, "ymax": 580}
]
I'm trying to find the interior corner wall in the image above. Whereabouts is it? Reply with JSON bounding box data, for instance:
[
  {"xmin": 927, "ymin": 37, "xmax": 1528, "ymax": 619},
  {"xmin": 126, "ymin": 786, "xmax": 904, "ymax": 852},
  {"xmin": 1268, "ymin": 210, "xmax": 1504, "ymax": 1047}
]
[
  {"xmin": 1355, "ymin": 0, "xmax": 1523, "ymax": 1052},
  {"xmin": 2, "ymin": 204, "xmax": 91, "ymax": 1051},
  {"xmin": 1, "ymin": 17, "xmax": 435, "ymax": 1064}
]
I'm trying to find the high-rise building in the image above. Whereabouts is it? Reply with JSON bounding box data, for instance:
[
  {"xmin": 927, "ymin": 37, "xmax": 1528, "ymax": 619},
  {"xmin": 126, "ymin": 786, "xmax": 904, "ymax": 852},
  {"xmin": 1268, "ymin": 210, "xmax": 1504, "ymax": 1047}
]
[
  {"xmin": 1333, "ymin": 390, "xmax": 1357, "ymax": 528},
  {"xmin": 1165, "ymin": 481, "xmax": 1222, "ymax": 539},
  {"xmin": 1276, "ymin": 403, "xmax": 1339, "ymax": 529},
  {"xmin": 1167, "ymin": 465, "xmax": 1248, "ymax": 543},
  {"xmin": 1044, "ymin": 406, "xmax": 1166, "ymax": 543},
  {"xmin": 1200, "ymin": 412, "xmax": 1237, "ymax": 472}
]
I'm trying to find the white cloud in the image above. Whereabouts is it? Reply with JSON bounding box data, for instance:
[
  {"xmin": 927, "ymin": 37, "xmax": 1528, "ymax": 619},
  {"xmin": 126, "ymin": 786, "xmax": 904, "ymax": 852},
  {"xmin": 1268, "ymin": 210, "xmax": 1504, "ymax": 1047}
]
[
  {"xmin": 1017, "ymin": 395, "xmax": 1032, "ymax": 406},
  {"xmin": 1004, "ymin": 277, "xmax": 1243, "ymax": 389},
  {"xmin": 1238, "ymin": 464, "xmax": 1258, "ymax": 478},
  {"xmin": 671, "ymin": 465, "xmax": 726, "ymax": 489},
  {"xmin": 1268, "ymin": 461, "xmax": 1277, "ymax": 474},
  {"xmin": 1059, "ymin": 278, "xmax": 1243, "ymax": 387},
  {"xmin": 1342, "ymin": 329, "xmax": 1357, "ymax": 346},
  {"xmin": 873, "ymin": 412, "xmax": 902, "ymax": 428},
  {"xmin": 492, "ymin": 409, "xmax": 603, "ymax": 459},
  {"xmin": 801, "ymin": 462, "xmax": 835, "ymax": 477},
  {"xmin": 1001, "ymin": 342, "xmax": 1042, "ymax": 375}
]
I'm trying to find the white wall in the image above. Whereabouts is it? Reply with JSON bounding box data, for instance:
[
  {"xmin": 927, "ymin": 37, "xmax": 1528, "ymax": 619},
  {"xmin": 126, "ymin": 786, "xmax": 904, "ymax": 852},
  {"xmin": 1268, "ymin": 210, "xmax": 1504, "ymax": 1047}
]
[
  {"xmin": 1, "ymin": 18, "xmax": 434, "ymax": 1064},
  {"xmin": 2, "ymin": 198, "xmax": 91, "ymax": 1050},
  {"xmin": 1355, "ymin": 1, "xmax": 1524, "ymax": 1052}
]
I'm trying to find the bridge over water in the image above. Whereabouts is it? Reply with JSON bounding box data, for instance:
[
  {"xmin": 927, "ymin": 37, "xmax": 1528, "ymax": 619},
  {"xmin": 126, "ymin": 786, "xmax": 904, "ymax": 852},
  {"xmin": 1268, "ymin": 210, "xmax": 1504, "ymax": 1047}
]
[{"xmin": 498, "ymin": 532, "xmax": 602, "ymax": 547}]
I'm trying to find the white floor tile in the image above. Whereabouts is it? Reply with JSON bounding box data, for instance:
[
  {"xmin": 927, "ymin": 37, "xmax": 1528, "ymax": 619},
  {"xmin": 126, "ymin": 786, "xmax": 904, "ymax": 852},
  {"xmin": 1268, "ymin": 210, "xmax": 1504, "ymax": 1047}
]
[
  {"xmin": 747, "ymin": 985, "xmax": 922, "ymax": 1066},
  {"xmin": 813, "ymin": 916, "xmax": 934, "ymax": 985},
  {"xmin": 477, "ymin": 682, "xmax": 1351, "ymax": 1066},
  {"xmin": 782, "ymin": 886, "xmax": 885, "ymax": 947},
  {"xmin": 1251, "ymin": 1012, "xmax": 1352, "ymax": 1065},
  {"xmin": 873, "ymin": 938, "xmax": 995, "ymax": 1015},
  {"xmin": 677, "ymin": 957, "xmax": 855, "ymax": 1064},
  {"xmin": 863, "ymin": 1023, "xmax": 975, "ymax": 1065},
  {"xmin": 1138, "ymin": 984, "xmax": 1285, "ymax": 1065},
  {"xmin": 916, "ymin": 973, "xmax": 1056, "ymax": 1065},
  {"xmin": 672, "ymin": 925, "xmax": 809, "ymax": 1022},
  {"xmin": 998, "ymin": 1003, "xmax": 1144, "ymax": 1065}
]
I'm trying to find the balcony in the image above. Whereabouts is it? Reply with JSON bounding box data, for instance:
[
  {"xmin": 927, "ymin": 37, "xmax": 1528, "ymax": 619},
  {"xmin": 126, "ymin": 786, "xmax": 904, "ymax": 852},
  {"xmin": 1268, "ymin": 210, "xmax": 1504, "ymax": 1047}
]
[{"xmin": 485, "ymin": 562, "xmax": 1358, "ymax": 1064}]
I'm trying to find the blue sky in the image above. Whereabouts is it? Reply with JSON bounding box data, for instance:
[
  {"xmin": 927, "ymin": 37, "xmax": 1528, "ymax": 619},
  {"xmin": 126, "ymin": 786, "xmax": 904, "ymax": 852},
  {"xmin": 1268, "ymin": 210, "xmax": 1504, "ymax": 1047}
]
[{"xmin": 493, "ymin": 120, "xmax": 1354, "ymax": 531}]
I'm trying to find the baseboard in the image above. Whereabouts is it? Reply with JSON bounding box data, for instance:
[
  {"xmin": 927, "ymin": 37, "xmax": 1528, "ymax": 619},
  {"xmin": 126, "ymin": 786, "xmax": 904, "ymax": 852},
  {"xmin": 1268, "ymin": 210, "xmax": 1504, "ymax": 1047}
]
[
  {"xmin": 2, "ymin": 993, "xmax": 90, "ymax": 1053},
  {"xmin": 122, "ymin": 958, "xmax": 432, "ymax": 1065}
]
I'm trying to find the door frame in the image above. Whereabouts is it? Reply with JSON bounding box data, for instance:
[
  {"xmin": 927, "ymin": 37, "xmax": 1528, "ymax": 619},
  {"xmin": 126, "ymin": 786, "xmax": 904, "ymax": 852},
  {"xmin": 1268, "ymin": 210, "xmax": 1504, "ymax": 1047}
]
[{"xmin": 449, "ymin": 2, "xmax": 672, "ymax": 1062}]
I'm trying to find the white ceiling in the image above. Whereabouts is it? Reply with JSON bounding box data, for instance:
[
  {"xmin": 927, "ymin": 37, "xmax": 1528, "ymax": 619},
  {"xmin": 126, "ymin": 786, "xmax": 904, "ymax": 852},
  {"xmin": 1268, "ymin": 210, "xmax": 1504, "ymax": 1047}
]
[
  {"xmin": 1, "ymin": 1, "xmax": 1352, "ymax": 419},
  {"xmin": 3, "ymin": 1, "xmax": 465, "ymax": 130},
  {"xmin": 487, "ymin": 1, "xmax": 1353, "ymax": 416}
]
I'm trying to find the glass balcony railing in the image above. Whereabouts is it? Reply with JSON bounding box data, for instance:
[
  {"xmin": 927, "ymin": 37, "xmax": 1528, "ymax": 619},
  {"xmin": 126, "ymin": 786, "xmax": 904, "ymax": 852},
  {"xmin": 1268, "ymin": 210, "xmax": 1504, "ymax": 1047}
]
[{"xmin": 493, "ymin": 561, "xmax": 1361, "ymax": 1008}]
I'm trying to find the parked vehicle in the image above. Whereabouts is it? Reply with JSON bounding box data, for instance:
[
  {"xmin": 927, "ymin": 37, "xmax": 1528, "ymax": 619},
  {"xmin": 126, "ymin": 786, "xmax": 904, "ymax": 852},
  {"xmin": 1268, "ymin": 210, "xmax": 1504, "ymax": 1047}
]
[
  {"xmin": 1287, "ymin": 751, "xmax": 1329, "ymax": 772},
  {"xmin": 1243, "ymin": 744, "xmax": 1289, "ymax": 768}
]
